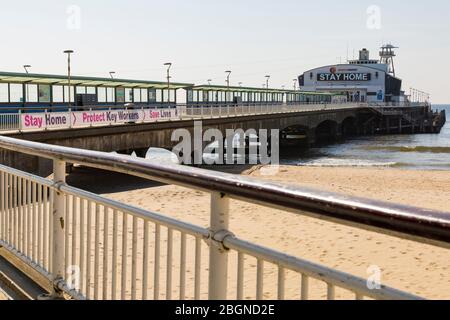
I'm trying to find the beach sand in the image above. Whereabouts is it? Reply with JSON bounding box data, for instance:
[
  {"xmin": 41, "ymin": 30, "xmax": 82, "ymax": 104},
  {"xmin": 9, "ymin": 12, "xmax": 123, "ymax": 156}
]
[
  {"xmin": 67, "ymin": 165, "xmax": 450, "ymax": 300},
  {"xmin": 0, "ymin": 290, "xmax": 7, "ymax": 300}
]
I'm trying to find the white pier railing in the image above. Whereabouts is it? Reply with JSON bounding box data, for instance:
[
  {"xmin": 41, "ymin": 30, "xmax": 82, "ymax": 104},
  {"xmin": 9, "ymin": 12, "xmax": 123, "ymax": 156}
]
[
  {"xmin": 0, "ymin": 113, "xmax": 20, "ymax": 132},
  {"xmin": 0, "ymin": 103, "xmax": 364, "ymax": 133},
  {"xmin": 0, "ymin": 136, "xmax": 449, "ymax": 300}
]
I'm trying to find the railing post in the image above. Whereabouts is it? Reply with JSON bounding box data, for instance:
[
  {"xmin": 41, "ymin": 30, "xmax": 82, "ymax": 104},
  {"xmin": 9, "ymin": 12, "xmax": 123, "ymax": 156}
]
[
  {"xmin": 18, "ymin": 109, "xmax": 22, "ymax": 132},
  {"xmin": 52, "ymin": 159, "xmax": 66, "ymax": 298},
  {"xmin": 44, "ymin": 109, "xmax": 48, "ymax": 131},
  {"xmin": 208, "ymin": 192, "xmax": 230, "ymax": 300}
]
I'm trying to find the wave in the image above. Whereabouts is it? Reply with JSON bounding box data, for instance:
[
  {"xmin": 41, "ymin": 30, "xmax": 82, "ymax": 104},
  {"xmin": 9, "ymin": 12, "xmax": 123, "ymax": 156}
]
[
  {"xmin": 297, "ymin": 158, "xmax": 401, "ymax": 168},
  {"xmin": 363, "ymin": 146, "xmax": 450, "ymax": 154},
  {"xmin": 298, "ymin": 159, "xmax": 450, "ymax": 170}
]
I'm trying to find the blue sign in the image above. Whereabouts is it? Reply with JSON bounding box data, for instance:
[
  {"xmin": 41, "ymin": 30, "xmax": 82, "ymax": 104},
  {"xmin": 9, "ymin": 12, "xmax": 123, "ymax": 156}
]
[{"xmin": 377, "ymin": 90, "xmax": 384, "ymax": 101}]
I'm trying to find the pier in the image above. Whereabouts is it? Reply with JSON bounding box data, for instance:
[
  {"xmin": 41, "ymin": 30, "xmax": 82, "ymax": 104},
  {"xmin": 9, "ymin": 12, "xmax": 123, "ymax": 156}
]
[{"xmin": 0, "ymin": 102, "xmax": 445, "ymax": 176}]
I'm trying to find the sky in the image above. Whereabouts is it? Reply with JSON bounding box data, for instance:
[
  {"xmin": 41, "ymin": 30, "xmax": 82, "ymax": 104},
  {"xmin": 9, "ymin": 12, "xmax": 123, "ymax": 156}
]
[{"xmin": 1, "ymin": 0, "xmax": 449, "ymax": 103}]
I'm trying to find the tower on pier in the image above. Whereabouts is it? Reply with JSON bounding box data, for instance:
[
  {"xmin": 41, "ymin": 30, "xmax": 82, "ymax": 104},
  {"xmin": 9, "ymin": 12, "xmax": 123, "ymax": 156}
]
[{"xmin": 379, "ymin": 44, "xmax": 398, "ymax": 77}]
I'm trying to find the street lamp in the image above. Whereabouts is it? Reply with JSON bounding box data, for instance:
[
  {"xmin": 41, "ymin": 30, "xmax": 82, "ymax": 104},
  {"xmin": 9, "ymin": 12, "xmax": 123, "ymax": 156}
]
[
  {"xmin": 265, "ymin": 75, "xmax": 270, "ymax": 103},
  {"xmin": 23, "ymin": 65, "xmax": 32, "ymax": 102},
  {"xmin": 225, "ymin": 70, "xmax": 232, "ymax": 102},
  {"xmin": 207, "ymin": 79, "xmax": 212, "ymax": 86},
  {"xmin": 164, "ymin": 62, "xmax": 172, "ymax": 104},
  {"xmin": 64, "ymin": 50, "xmax": 74, "ymax": 108},
  {"xmin": 23, "ymin": 65, "xmax": 31, "ymax": 74},
  {"xmin": 265, "ymin": 75, "xmax": 270, "ymax": 89},
  {"xmin": 109, "ymin": 71, "xmax": 116, "ymax": 79},
  {"xmin": 238, "ymin": 82, "xmax": 243, "ymax": 87}
]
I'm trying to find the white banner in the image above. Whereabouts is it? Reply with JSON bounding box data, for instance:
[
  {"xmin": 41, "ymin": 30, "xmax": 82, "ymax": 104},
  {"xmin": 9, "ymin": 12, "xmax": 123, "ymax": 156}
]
[
  {"xmin": 21, "ymin": 112, "xmax": 71, "ymax": 130},
  {"xmin": 20, "ymin": 108, "xmax": 180, "ymax": 131},
  {"xmin": 71, "ymin": 109, "xmax": 146, "ymax": 127}
]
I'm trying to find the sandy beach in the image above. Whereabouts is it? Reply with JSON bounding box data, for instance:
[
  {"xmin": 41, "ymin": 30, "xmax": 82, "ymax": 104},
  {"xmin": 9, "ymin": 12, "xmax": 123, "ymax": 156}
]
[
  {"xmin": 67, "ymin": 165, "xmax": 450, "ymax": 300},
  {"xmin": 0, "ymin": 290, "xmax": 7, "ymax": 300}
]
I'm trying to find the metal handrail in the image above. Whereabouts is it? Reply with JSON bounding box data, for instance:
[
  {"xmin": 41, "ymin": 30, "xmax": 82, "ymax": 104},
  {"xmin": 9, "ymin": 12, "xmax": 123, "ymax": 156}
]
[
  {"xmin": 0, "ymin": 162, "xmax": 425, "ymax": 300},
  {"xmin": 0, "ymin": 102, "xmax": 366, "ymax": 134},
  {"xmin": 0, "ymin": 135, "xmax": 449, "ymax": 249},
  {"xmin": 0, "ymin": 101, "xmax": 358, "ymax": 112},
  {"xmin": 223, "ymin": 237, "xmax": 421, "ymax": 300}
]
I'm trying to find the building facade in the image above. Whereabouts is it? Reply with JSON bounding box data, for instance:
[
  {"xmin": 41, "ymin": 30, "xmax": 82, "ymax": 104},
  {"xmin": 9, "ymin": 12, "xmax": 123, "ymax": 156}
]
[{"xmin": 299, "ymin": 48, "xmax": 404, "ymax": 103}]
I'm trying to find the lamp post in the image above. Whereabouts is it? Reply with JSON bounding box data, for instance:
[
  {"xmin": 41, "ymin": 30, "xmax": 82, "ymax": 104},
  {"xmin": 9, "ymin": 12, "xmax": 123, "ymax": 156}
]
[
  {"xmin": 23, "ymin": 65, "xmax": 32, "ymax": 102},
  {"xmin": 64, "ymin": 50, "xmax": 74, "ymax": 109},
  {"xmin": 109, "ymin": 71, "xmax": 116, "ymax": 79},
  {"xmin": 207, "ymin": 79, "xmax": 212, "ymax": 86},
  {"xmin": 23, "ymin": 65, "xmax": 31, "ymax": 74},
  {"xmin": 164, "ymin": 62, "xmax": 172, "ymax": 104},
  {"xmin": 225, "ymin": 71, "xmax": 231, "ymax": 102},
  {"xmin": 265, "ymin": 75, "xmax": 270, "ymax": 103},
  {"xmin": 238, "ymin": 82, "xmax": 243, "ymax": 87}
]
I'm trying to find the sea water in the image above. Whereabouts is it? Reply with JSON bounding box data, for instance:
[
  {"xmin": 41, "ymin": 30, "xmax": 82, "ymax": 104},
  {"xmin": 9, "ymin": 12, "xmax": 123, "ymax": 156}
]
[{"xmin": 287, "ymin": 105, "xmax": 450, "ymax": 170}]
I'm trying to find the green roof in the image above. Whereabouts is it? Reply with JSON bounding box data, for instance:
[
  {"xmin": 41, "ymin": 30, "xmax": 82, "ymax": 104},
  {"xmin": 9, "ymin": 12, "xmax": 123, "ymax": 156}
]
[
  {"xmin": 0, "ymin": 71, "xmax": 193, "ymax": 89},
  {"xmin": 0, "ymin": 72, "xmax": 340, "ymax": 95},
  {"xmin": 188, "ymin": 85, "xmax": 336, "ymax": 95},
  {"xmin": 188, "ymin": 84, "xmax": 288, "ymax": 93}
]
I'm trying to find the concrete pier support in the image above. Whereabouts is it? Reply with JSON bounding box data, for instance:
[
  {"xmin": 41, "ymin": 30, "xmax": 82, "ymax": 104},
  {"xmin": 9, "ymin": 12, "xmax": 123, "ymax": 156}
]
[{"xmin": 307, "ymin": 129, "xmax": 316, "ymax": 146}]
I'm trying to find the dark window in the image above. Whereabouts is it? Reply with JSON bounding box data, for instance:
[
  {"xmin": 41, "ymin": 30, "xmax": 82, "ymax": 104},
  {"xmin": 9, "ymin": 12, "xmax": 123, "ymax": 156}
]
[
  {"xmin": 298, "ymin": 75, "xmax": 305, "ymax": 86},
  {"xmin": 385, "ymin": 75, "xmax": 402, "ymax": 97}
]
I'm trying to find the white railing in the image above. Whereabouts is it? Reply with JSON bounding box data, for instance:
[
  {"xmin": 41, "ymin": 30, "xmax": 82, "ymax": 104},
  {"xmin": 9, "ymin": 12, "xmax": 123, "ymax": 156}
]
[
  {"xmin": 1, "ymin": 137, "xmax": 449, "ymax": 300},
  {"xmin": 0, "ymin": 163, "xmax": 423, "ymax": 301},
  {"xmin": 0, "ymin": 103, "xmax": 365, "ymax": 133},
  {"xmin": 0, "ymin": 107, "xmax": 180, "ymax": 133},
  {"xmin": 368, "ymin": 102, "xmax": 429, "ymax": 108},
  {"xmin": 183, "ymin": 103, "xmax": 364, "ymax": 119},
  {"xmin": 0, "ymin": 113, "xmax": 20, "ymax": 131}
]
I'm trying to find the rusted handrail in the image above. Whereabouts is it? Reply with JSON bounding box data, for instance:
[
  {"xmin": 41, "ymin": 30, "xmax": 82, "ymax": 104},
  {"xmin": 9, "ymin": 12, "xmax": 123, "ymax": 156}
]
[{"xmin": 0, "ymin": 135, "xmax": 449, "ymax": 249}]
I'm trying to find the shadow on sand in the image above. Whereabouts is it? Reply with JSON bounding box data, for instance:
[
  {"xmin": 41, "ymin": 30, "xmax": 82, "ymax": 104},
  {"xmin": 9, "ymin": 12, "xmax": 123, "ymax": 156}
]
[{"xmin": 66, "ymin": 164, "xmax": 257, "ymax": 194}]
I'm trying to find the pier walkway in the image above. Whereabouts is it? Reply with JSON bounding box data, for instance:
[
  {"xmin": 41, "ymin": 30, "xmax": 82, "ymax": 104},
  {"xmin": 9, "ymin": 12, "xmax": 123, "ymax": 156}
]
[
  {"xmin": 0, "ymin": 102, "xmax": 361, "ymax": 134},
  {"xmin": 0, "ymin": 102, "xmax": 445, "ymax": 177}
]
